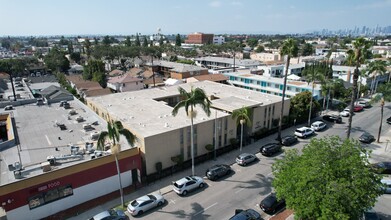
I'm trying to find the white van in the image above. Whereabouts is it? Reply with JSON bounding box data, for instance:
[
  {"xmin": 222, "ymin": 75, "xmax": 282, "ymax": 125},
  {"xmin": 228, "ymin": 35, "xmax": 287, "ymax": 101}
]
[{"xmin": 357, "ymin": 100, "xmax": 370, "ymax": 108}]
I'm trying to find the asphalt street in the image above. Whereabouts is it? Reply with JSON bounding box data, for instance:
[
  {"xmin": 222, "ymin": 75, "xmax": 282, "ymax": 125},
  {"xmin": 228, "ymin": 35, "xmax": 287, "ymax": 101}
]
[{"xmin": 69, "ymin": 102, "xmax": 391, "ymax": 220}]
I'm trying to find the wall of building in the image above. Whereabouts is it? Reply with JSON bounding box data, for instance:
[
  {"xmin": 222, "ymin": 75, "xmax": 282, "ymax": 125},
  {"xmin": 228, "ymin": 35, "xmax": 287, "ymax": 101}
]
[
  {"xmin": 121, "ymin": 82, "xmax": 144, "ymax": 92},
  {"xmin": 170, "ymin": 69, "xmax": 209, "ymax": 80},
  {"xmin": 0, "ymin": 148, "xmax": 141, "ymax": 220}
]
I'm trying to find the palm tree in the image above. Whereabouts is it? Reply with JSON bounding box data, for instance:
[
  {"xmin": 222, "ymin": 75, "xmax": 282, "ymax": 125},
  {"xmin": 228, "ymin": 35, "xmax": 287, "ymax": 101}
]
[
  {"xmin": 277, "ymin": 38, "xmax": 299, "ymax": 142},
  {"xmin": 97, "ymin": 120, "xmax": 136, "ymax": 208},
  {"xmin": 367, "ymin": 60, "xmax": 387, "ymax": 94},
  {"xmin": 232, "ymin": 106, "xmax": 252, "ymax": 152},
  {"xmin": 172, "ymin": 87, "xmax": 211, "ymax": 176},
  {"xmin": 346, "ymin": 37, "xmax": 372, "ymax": 138},
  {"xmin": 303, "ymin": 62, "xmax": 325, "ymax": 126},
  {"xmin": 371, "ymin": 83, "xmax": 391, "ymax": 143}
]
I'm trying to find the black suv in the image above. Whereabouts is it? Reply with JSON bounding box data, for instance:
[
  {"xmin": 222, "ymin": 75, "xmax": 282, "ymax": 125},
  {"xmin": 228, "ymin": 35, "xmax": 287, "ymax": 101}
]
[
  {"xmin": 322, "ymin": 114, "xmax": 342, "ymax": 123},
  {"xmin": 281, "ymin": 135, "xmax": 298, "ymax": 146},
  {"xmin": 260, "ymin": 193, "xmax": 286, "ymax": 215},
  {"xmin": 205, "ymin": 164, "xmax": 232, "ymax": 180},
  {"xmin": 260, "ymin": 143, "xmax": 282, "ymax": 156},
  {"xmin": 229, "ymin": 209, "xmax": 261, "ymax": 220}
]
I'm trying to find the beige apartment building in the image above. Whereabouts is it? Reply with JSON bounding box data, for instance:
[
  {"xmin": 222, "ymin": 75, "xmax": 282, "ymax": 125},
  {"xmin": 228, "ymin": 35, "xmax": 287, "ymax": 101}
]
[{"xmin": 86, "ymin": 81, "xmax": 289, "ymax": 175}]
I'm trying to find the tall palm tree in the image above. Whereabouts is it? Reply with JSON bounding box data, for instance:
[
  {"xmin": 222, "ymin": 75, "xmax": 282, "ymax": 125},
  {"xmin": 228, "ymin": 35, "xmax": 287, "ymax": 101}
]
[
  {"xmin": 97, "ymin": 120, "xmax": 136, "ymax": 208},
  {"xmin": 367, "ymin": 60, "xmax": 387, "ymax": 94},
  {"xmin": 371, "ymin": 83, "xmax": 391, "ymax": 143},
  {"xmin": 303, "ymin": 62, "xmax": 325, "ymax": 126},
  {"xmin": 346, "ymin": 37, "xmax": 372, "ymax": 138},
  {"xmin": 232, "ymin": 106, "xmax": 252, "ymax": 152},
  {"xmin": 172, "ymin": 86, "xmax": 211, "ymax": 176},
  {"xmin": 277, "ymin": 38, "xmax": 299, "ymax": 143}
]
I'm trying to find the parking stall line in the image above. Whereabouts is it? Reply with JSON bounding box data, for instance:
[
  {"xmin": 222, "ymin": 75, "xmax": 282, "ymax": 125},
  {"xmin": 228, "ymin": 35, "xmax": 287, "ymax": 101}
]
[{"xmin": 193, "ymin": 202, "xmax": 218, "ymax": 216}]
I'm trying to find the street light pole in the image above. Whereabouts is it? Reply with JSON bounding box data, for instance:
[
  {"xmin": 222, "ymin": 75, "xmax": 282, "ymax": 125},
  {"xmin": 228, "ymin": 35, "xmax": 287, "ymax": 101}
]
[{"xmin": 214, "ymin": 110, "xmax": 217, "ymax": 160}]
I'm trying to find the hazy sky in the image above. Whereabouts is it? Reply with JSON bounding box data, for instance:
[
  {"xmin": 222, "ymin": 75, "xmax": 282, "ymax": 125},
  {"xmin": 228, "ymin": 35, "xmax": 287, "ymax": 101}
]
[{"xmin": 1, "ymin": 0, "xmax": 390, "ymax": 36}]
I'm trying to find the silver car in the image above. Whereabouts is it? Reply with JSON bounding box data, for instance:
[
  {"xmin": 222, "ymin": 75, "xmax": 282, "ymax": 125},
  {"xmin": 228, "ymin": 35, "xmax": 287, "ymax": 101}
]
[
  {"xmin": 236, "ymin": 153, "xmax": 257, "ymax": 166},
  {"xmin": 127, "ymin": 193, "xmax": 165, "ymax": 216},
  {"xmin": 172, "ymin": 176, "xmax": 205, "ymax": 195}
]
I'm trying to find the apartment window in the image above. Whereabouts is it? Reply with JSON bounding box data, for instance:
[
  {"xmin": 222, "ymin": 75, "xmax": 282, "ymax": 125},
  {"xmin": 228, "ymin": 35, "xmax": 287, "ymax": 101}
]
[
  {"xmin": 267, "ymin": 83, "xmax": 271, "ymax": 87},
  {"xmin": 257, "ymin": 81, "xmax": 261, "ymax": 85},
  {"xmin": 28, "ymin": 185, "xmax": 73, "ymax": 210},
  {"xmin": 264, "ymin": 108, "xmax": 267, "ymax": 118},
  {"xmin": 180, "ymin": 129, "xmax": 184, "ymax": 144},
  {"xmin": 296, "ymin": 88, "xmax": 300, "ymax": 92},
  {"xmin": 287, "ymin": 86, "xmax": 291, "ymax": 91},
  {"xmin": 224, "ymin": 133, "xmax": 227, "ymax": 147},
  {"xmin": 272, "ymin": 105, "xmax": 275, "ymax": 115},
  {"xmin": 275, "ymin": 84, "xmax": 279, "ymax": 89},
  {"xmin": 225, "ymin": 118, "xmax": 228, "ymax": 131}
]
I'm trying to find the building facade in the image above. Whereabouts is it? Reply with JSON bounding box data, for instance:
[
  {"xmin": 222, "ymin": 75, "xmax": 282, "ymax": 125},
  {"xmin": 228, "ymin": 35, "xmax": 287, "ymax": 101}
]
[
  {"xmin": 185, "ymin": 33, "xmax": 214, "ymax": 44},
  {"xmin": 224, "ymin": 72, "xmax": 322, "ymax": 100},
  {"xmin": 213, "ymin": 36, "xmax": 225, "ymax": 45}
]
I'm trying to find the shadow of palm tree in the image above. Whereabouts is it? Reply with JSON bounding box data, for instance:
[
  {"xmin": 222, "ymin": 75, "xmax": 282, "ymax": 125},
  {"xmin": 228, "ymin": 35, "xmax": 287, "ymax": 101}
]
[
  {"xmin": 231, "ymin": 173, "xmax": 273, "ymax": 196},
  {"xmin": 188, "ymin": 202, "xmax": 212, "ymax": 220}
]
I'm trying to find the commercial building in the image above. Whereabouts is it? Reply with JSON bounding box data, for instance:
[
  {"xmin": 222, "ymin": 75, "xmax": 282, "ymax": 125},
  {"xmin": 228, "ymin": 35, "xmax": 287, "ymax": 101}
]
[
  {"xmin": 86, "ymin": 81, "xmax": 289, "ymax": 176},
  {"xmin": 213, "ymin": 36, "xmax": 225, "ymax": 45},
  {"xmin": 185, "ymin": 32, "xmax": 214, "ymax": 44},
  {"xmin": 250, "ymin": 52, "xmax": 281, "ymax": 62},
  {"xmin": 224, "ymin": 72, "xmax": 322, "ymax": 100}
]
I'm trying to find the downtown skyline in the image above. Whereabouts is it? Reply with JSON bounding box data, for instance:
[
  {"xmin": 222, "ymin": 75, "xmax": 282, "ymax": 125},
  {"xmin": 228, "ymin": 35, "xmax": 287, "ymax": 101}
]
[{"xmin": 1, "ymin": 0, "xmax": 391, "ymax": 36}]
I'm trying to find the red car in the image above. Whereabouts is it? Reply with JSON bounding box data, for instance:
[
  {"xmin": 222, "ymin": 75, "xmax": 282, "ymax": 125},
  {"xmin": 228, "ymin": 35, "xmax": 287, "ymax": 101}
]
[{"xmin": 353, "ymin": 105, "xmax": 364, "ymax": 112}]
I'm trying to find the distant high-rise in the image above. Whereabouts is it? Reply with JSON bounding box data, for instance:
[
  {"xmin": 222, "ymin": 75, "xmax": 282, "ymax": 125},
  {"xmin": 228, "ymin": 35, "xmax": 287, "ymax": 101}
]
[{"xmin": 185, "ymin": 32, "xmax": 214, "ymax": 44}]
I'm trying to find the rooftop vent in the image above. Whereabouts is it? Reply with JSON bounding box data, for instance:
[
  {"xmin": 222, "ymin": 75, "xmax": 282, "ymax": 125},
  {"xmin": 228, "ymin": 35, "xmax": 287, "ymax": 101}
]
[{"xmin": 164, "ymin": 122, "xmax": 169, "ymax": 128}]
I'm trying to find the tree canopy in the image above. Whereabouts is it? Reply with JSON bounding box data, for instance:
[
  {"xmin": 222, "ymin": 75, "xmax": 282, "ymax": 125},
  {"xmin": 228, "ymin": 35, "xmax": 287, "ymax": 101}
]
[
  {"xmin": 272, "ymin": 136, "xmax": 383, "ymax": 219},
  {"xmin": 44, "ymin": 47, "xmax": 70, "ymax": 72},
  {"xmin": 175, "ymin": 34, "xmax": 182, "ymax": 46}
]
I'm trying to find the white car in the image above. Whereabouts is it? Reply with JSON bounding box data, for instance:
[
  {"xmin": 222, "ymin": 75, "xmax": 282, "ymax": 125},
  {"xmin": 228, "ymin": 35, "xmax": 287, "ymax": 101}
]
[
  {"xmin": 294, "ymin": 127, "xmax": 314, "ymax": 138},
  {"xmin": 127, "ymin": 193, "xmax": 165, "ymax": 216},
  {"xmin": 340, "ymin": 109, "xmax": 350, "ymax": 117},
  {"xmin": 311, "ymin": 121, "xmax": 327, "ymax": 131},
  {"xmin": 172, "ymin": 176, "xmax": 205, "ymax": 195}
]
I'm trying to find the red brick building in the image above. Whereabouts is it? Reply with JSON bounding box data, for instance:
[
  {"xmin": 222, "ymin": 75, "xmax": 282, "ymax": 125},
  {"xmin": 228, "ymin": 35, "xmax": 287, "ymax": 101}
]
[{"xmin": 185, "ymin": 32, "xmax": 214, "ymax": 44}]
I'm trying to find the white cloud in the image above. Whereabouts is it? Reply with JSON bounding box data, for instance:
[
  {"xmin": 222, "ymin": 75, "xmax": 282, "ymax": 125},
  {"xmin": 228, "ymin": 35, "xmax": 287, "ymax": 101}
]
[
  {"xmin": 231, "ymin": 1, "xmax": 243, "ymax": 6},
  {"xmin": 354, "ymin": 0, "xmax": 391, "ymax": 9},
  {"xmin": 209, "ymin": 1, "xmax": 222, "ymax": 7}
]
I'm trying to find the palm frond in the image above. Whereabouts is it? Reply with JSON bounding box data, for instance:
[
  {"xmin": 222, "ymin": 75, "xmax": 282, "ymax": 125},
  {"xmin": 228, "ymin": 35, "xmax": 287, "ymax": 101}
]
[
  {"xmin": 119, "ymin": 129, "xmax": 136, "ymax": 147},
  {"xmin": 97, "ymin": 131, "xmax": 109, "ymax": 151}
]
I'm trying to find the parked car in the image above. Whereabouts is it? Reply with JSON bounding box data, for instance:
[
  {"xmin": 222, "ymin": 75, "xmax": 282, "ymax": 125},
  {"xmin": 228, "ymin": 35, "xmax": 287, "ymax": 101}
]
[
  {"xmin": 363, "ymin": 208, "xmax": 380, "ymax": 220},
  {"xmin": 371, "ymin": 162, "xmax": 391, "ymax": 174},
  {"xmin": 353, "ymin": 105, "xmax": 364, "ymax": 112},
  {"xmin": 387, "ymin": 116, "xmax": 391, "ymax": 124},
  {"xmin": 172, "ymin": 176, "xmax": 205, "ymax": 195},
  {"xmin": 322, "ymin": 114, "xmax": 342, "ymax": 123},
  {"xmin": 127, "ymin": 193, "xmax": 165, "ymax": 216},
  {"xmin": 89, "ymin": 209, "xmax": 126, "ymax": 220},
  {"xmin": 206, "ymin": 164, "xmax": 232, "ymax": 180},
  {"xmin": 311, "ymin": 121, "xmax": 327, "ymax": 131},
  {"xmin": 281, "ymin": 135, "xmax": 298, "ymax": 146},
  {"xmin": 236, "ymin": 153, "xmax": 257, "ymax": 166},
  {"xmin": 359, "ymin": 132, "xmax": 375, "ymax": 144},
  {"xmin": 294, "ymin": 127, "xmax": 314, "ymax": 138},
  {"xmin": 4, "ymin": 105, "xmax": 13, "ymax": 111},
  {"xmin": 260, "ymin": 143, "xmax": 282, "ymax": 157},
  {"xmin": 340, "ymin": 109, "xmax": 350, "ymax": 117},
  {"xmin": 260, "ymin": 193, "xmax": 286, "ymax": 215},
  {"xmin": 381, "ymin": 179, "xmax": 391, "ymax": 194},
  {"xmin": 358, "ymin": 100, "xmax": 370, "ymax": 108},
  {"xmin": 229, "ymin": 209, "xmax": 262, "ymax": 220}
]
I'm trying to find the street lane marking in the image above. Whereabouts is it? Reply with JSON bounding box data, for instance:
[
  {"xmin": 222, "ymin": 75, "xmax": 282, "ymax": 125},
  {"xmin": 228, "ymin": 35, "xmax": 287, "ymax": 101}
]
[
  {"xmin": 170, "ymin": 199, "xmax": 176, "ymax": 204},
  {"xmin": 267, "ymin": 172, "xmax": 273, "ymax": 176},
  {"xmin": 45, "ymin": 135, "xmax": 52, "ymax": 145},
  {"xmin": 193, "ymin": 202, "xmax": 218, "ymax": 216},
  {"xmin": 235, "ymin": 188, "xmax": 245, "ymax": 194}
]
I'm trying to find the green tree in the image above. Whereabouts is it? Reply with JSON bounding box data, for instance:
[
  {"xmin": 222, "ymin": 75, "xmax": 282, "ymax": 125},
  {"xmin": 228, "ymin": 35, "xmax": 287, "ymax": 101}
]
[
  {"xmin": 371, "ymin": 83, "xmax": 391, "ymax": 142},
  {"xmin": 159, "ymin": 36, "xmax": 164, "ymax": 46},
  {"xmin": 67, "ymin": 41, "xmax": 74, "ymax": 54},
  {"xmin": 246, "ymin": 38, "xmax": 258, "ymax": 48},
  {"xmin": 231, "ymin": 107, "xmax": 252, "ymax": 152},
  {"xmin": 272, "ymin": 136, "xmax": 383, "ymax": 219},
  {"xmin": 135, "ymin": 34, "xmax": 141, "ymax": 47},
  {"xmin": 83, "ymin": 39, "xmax": 92, "ymax": 59},
  {"xmin": 301, "ymin": 43, "xmax": 314, "ymax": 56},
  {"xmin": 172, "ymin": 87, "xmax": 211, "ymax": 176},
  {"xmin": 277, "ymin": 38, "xmax": 299, "ymax": 142},
  {"xmin": 83, "ymin": 59, "xmax": 105, "ymax": 81},
  {"xmin": 175, "ymin": 34, "xmax": 182, "ymax": 46},
  {"xmin": 255, "ymin": 45, "xmax": 265, "ymax": 53},
  {"xmin": 367, "ymin": 60, "xmax": 387, "ymax": 94},
  {"xmin": 346, "ymin": 38, "xmax": 372, "ymax": 138},
  {"xmin": 124, "ymin": 36, "xmax": 132, "ymax": 47},
  {"xmin": 102, "ymin": 35, "xmax": 111, "ymax": 46},
  {"xmin": 70, "ymin": 52, "xmax": 81, "ymax": 64},
  {"xmin": 0, "ymin": 59, "xmax": 27, "ymax": 101},
  {"xmin": 303, "ymin": 62, "xmax": 325, "ymax": 126},
  {"xmin": 97, "ymin": 121, "xmax": 136, "ymax": 208},
  {"xmin": 44, "ymin": 47, "xmax": 70, "ymax": 72},
  {"xmin": 143, "ymin": 36, "xmax": 148, "ymax": 47},
  {"xmin": 289, "ymin": 91, "xmax": 321, "ymax": 124}
]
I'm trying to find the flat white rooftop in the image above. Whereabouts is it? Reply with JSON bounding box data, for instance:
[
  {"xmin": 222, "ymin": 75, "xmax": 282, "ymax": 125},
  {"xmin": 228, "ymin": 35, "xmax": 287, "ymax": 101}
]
[{"xmin": 87, "ymin": 81, "xmax": 281, "ymax": 138}]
